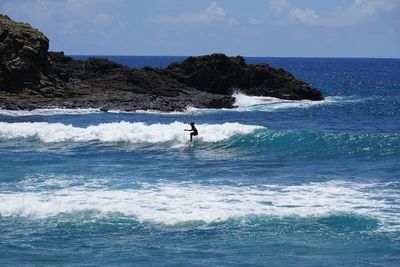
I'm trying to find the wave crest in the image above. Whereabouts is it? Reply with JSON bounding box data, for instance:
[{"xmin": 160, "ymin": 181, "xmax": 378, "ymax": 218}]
[
  {"xmin": 0, "ymin": 180, "xmax": 398, "ymax": 230},
  {"xmin": 0, "ymin": 108, "xmax": 101, "ymax": 116},
  {"xmin": 0, "ymin": 121, "xmax": 263, "ymax": 144},
  {"xmin": 232, "ymin": 93, "xmax": 360, "ymax": 111}
]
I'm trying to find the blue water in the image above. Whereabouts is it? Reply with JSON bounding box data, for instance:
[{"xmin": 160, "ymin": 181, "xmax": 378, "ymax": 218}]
[{"xmin": 1, "ymin": 57, "xmax": 400, "ymax": 266}]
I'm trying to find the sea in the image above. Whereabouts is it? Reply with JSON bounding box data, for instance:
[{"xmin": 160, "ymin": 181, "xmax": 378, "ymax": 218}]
[{"xmin": 0, "ymin": 56, "xmax": 399, "ymax": 266}]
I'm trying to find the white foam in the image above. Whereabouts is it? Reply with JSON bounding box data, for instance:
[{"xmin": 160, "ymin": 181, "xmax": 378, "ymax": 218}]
[
  {"xmin": 0, "ymin": 121, "xmax": 263, "ymax": 144},
  {"xmin": 0, "ymin": 180, "xmax": 398, "ymax": 230},
  {"xmin": 232, "ymin": 93, "xmax": 360, "ymax": 112},
  {"xmin": 0, "ymin": 95, "xmax": 360, "ymax": 116},
  {"xmin": 233, "ymin": 93, "xmax": 281, "ymax": 107},
  {"xmin": 119, "ymin": 94, "xmax": 362, "ymax": 114},
  {"xmin": 0, "ymin": 108, "xmax": 101, "ymax": 116}
]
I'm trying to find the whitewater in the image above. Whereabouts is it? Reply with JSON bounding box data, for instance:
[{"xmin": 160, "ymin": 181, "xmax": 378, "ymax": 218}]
[
  {"xmin": 1, "ymin": 57, "xmax": 399, "ymax": 266},
  {"xmin": 0, "ymin": 121, "xmax": 263, "ymax": 144}
]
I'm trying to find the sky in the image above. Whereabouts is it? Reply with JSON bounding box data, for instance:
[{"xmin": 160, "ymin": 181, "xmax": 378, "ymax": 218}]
[{"xmin": 1, "ymin": 0, "xmax": 399, "ymax": 57}]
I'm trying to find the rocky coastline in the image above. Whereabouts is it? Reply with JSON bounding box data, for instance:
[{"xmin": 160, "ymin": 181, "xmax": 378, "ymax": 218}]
[{"xmin": 0, "ymin": 15, "xmax": 324, "ymax": 112}]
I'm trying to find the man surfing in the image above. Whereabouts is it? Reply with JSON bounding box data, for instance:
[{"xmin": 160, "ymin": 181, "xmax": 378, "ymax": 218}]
[{"xmin": 184, "ymin": 122, "xmax": 198, "ymax": 142}]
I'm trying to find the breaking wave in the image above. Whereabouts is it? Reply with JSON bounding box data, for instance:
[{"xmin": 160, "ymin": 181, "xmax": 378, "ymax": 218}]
[
  {"xmin": 0, "ymin": 180, "xmax": 398, "ymax": 231},
  {"xmin": 0, "ymin": 108, "xmax": 101, "ymax": 116},
  {"xmin": 232, "ymin": 93, "xmax": 361, "ymax": 112},
  {"xmin": 0, "ymin": 95, "xmax": 363, "ymax": 117},
  {"xmin": 0, "ymin": 121, "xmax": 263, "ymax": 144},
  {"xmin": 0, "ymin": 121, "xmax": 398, "ymax": 156}
]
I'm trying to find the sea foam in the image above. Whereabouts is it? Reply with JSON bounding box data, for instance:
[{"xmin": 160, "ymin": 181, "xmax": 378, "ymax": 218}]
[
  {"xmin": 0, "ymin": 95, "xmax": 360, "ymax": 117},
  {"xmin": 0, "ymin": 180, "xmax": 398, "ymax": 230},
  {"xmin": 0, "ymin": 121, "xmax": 263, "ymax": 144},
  {"xmin": 0, "ymin": 108, "xmax": 101, "ymax": 116},
  {"xmin": 232, "ymin": 93, "xmax": 358, "ymax": 112}
]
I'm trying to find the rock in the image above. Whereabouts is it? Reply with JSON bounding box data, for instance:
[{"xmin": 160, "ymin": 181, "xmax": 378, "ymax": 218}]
[
  {"xmin": 164, "ymin": 53, "xmax": 324, "ymax": 101},
  {"xmin": 48, "ymin": 51, "xmax": 72, "ymax": 63},
  {"xmin": 0, "ymin": 15, "xmax": 324, "ymax": 111},
  {"xmin": 0, "ymin": 14, "xmax": 63, "ymax": 94},
  {"xmin": 21, "ymin": 45, "xmax": 38, "ymax": 55}
]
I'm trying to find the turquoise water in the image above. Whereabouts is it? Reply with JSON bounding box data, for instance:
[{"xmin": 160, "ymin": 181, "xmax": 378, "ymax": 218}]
[{"xmin": 0, "ymin": 57, "xmax": 399, "ymax": 266}]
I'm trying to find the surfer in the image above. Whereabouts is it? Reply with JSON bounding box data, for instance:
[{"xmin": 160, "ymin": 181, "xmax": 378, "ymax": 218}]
[{"xmin": 184, "ymin": 122, "xmax": 198, "ymax": 142}]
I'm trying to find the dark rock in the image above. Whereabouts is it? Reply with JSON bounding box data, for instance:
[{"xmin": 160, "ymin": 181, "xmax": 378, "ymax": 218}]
[
  {"xmin": 0, "ymin": 15, "xmax": 324, "ymax": 112},
  {"xmin": 0, "ymin": 14, "xmax": 64, "ymax": 94},
  {"xmin": 164, "ymin": 53, "xmax": 324, "ymax": 101}
]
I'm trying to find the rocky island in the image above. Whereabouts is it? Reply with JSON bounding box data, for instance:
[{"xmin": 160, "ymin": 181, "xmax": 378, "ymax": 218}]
[{"xmin": 0, "ymin": 15, "xmax": 324, "ymax": 111}]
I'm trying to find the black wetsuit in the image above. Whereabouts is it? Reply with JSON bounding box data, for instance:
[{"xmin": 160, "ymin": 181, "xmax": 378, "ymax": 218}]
[
  {"xmin": 189, "ymin": 124, "xmax": 198, "ymax": 141},
  {"xmin": 191, "ymin": 125, "xmax": 198, "ymax": 136}
]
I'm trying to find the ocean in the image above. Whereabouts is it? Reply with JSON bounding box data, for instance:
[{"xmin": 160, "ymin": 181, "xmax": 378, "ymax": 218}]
[{"xmin": 0, "ymin": 57, "xmax": 399, "ymax": 266}]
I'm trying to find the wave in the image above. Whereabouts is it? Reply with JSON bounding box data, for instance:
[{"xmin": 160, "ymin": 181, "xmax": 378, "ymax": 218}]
[
  {"xmin": 0, "ymin": 107, "xmax": 188, "ymax": 117},
  {"xmin": 231, "ymin": 93, "xmax": 361, "ymax": 112},
  {"xmin": 0, "ymin": 180, "xmax": 398, "ymax": 231},
  {"xmin": 0, "ymin": 121, "xmax": 263, "ymax": 145},
  {"xmin": 0, "ymin": 122, "xmax": 398, "ymax": 156},
  {"xmin": 222, "ymin": 130, "xmax": 400, "ymax": 156},
  {"xmin": 166, "ymin": 94, "xmax": 363, "ymax": 115},
  {"xmin": 0, "ymin": 108, "xmax": 101, "ymax": 116},
  {"xmin": 0, "ymin": 95, "xmax": 363, "ymax": 117}
]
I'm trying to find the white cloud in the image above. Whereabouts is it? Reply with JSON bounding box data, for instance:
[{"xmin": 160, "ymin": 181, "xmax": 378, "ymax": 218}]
[
  {"xmin": 151, "ymin": 2, "xmax": 239, "ymax": 25},
  {"xmin": 65, "ymin": 0, "xmax": 83, "ymax": 10},
  {"xmin": 227, "ymin": 18, "xmax": 240, "ymax": 25},
  {"xmin": 93, "ymin": 12, "xmax": 125, "ymax": 37},
  {"xmin": 269, "ymin": 0, "xmax": 290, "ymax": 13},
  {"xmin": 206, "ymin": 2, "xmax": 225, "ymax": 17},
  {"xmin": 353, "ymin": 0, "xmax": 399, "ymax": 15},
  {"xmin": 289, "ymin": 8, "xmax": 319, "ymax": 24},
  {"xmin": 335, "ymin": 0, "xmax": 400, "ymax": 26},
  {"xmin": 286, "ymin": 0, "xmax": 400, "ymax": 27},
  {"xmin": 248, "ymin": 17, "xmax": 263, "ymax": 25},
  {"xmin": 0, "ymin": 0, "xmax": 125, "ymax": 38},
  {"xmin": 95, "ymin": 13, "xmax": 114, "ymax": 23},
  {"xmin": 152, "ymin": 12, "xmax": 211, "ymax": 24}
]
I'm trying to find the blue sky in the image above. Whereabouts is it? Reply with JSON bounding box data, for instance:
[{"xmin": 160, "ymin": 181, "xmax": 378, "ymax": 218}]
[{"xmin": 1, "ymin": 0, "xmax": 399, "ymax": 57}]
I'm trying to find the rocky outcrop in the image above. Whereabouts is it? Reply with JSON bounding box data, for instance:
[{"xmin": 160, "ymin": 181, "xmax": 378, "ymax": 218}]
[
  {"xmin": 46, "ymin": 53, "xmax": 235, "ymax": 111},
  {"xmin": 0, "ymin": 15, "xmax": 324, "ymax": 111},
  {"xmin": 163, "ymin": 54, "xmax": 323, "ymax": 101},
  {"xmin": 0, "ymin": 15, "xmax": 66, "ymax": 97}
]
